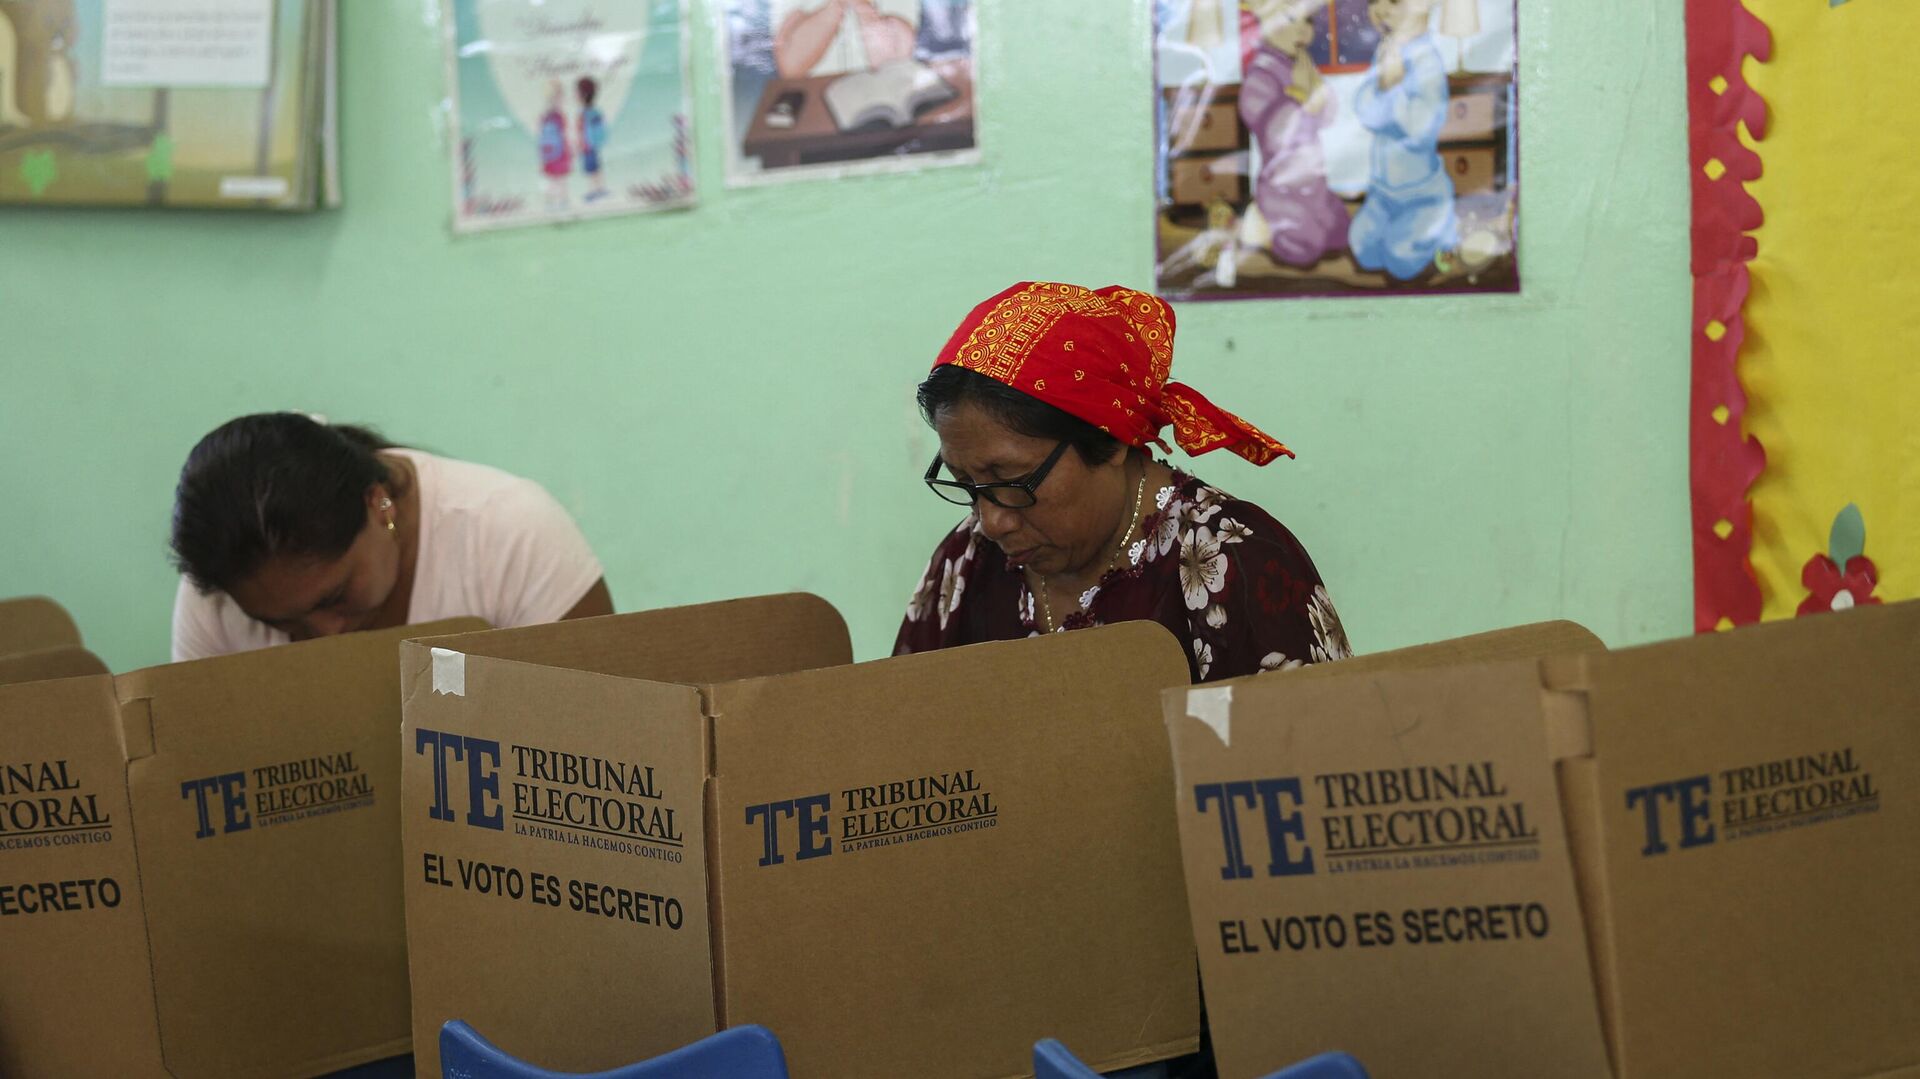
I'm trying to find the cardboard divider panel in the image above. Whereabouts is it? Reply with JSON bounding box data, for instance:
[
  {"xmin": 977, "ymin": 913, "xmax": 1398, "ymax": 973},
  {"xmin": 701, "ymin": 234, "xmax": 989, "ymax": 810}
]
[
  {"xmin": 1165, "ymin": 608, "xmax": 1920, "ymax": 1079},
  {"xmin": 403, "ymin": 594, "xmax": 1200, "ymax": 1078},
  {"xmin": 0, "ymin": 618, "xmax": 483, "ymax": 1077},
  {"xmin": 0, "ymin": 595, "xmax": 84, "ymax": 658},
  {"xmin": 1165, "ymin": 628, "xmax": 1614, "ymax": 1079},
  {"xmin": 0, "ymin": 646, "xmax": 109, "ymax": 686}
]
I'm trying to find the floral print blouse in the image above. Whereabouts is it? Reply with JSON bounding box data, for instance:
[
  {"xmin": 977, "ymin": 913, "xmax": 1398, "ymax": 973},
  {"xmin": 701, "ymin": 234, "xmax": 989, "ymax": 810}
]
[{"xmin": 894, "ymin": 470, "xmax": 1350, "ymax": 683}]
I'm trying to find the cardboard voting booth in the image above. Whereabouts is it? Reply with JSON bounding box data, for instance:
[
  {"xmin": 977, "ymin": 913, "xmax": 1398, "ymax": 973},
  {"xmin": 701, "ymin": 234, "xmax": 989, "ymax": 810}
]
[
  {"xmin": 0, "ymin": 595, "xmax": 84, "ymax": 658},
  {"xmin": 1552, "ymin": 601, "xmax": 1919, "ymax": 1078},
  {"xmin": 0, "ymin": 666, "xmax": 160, "ymax": 1078},
  {"xmin": 1165, "ymin": 621, "xmax": 1613, "ymax": 1079},
  {"xmin": 0, "ymin": 618, "xmax": 481, "ymax": 1077},
  {"xmin": 1166, "ymin": 606, "xmax": 1920, "ymax": 1079},
  {"xmin": 0, "ymin": 646, "xmax": 109, "ymax": 686},
  {"xmin": 400, "ymin": 593, "xmax": 1201, "ymax": 1078}
]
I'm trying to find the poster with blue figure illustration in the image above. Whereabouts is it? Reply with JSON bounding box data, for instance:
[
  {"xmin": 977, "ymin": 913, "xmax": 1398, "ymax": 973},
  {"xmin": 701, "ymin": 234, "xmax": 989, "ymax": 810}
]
[
  {"xmin": 444, "ymin": 0, "xmax": 694, "ymax": 232},
  {"xmin": 1154, "ymin": 0, "xmax": 1518, "ymax": 299}
]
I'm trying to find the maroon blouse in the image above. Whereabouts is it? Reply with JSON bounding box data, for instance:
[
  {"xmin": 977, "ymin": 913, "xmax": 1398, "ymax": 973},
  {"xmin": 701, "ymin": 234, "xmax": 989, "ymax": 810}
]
[{"xmin": 894, "ymin": 470, "xmax": 1350, "ymax": 683}]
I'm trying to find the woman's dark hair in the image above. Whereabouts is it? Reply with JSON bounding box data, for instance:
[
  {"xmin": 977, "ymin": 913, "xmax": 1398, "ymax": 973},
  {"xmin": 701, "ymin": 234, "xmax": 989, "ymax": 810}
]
[
  {"xmin": 577, "ymin": 76, "xmax": 598, "ymax": 106},
  {"xmin": 170, "ymin": 413, "xmax": 398, "ymax": 594},
  {"xmin": 916, "ymin": 365, "xmax": 1125, "ymax": 466}
]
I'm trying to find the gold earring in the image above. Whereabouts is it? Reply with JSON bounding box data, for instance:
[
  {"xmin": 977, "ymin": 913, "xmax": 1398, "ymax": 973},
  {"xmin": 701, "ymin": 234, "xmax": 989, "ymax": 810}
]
[{"xmin": 381, "ymin": 497, "xmax": 395, "ymax": 533}]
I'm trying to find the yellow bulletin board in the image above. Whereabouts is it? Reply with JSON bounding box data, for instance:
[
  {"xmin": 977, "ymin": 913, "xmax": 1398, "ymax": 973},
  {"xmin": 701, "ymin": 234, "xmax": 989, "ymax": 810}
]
[{"xmin": 1689, "ymin": 0, "xmax": 1918, "ymax": 630}]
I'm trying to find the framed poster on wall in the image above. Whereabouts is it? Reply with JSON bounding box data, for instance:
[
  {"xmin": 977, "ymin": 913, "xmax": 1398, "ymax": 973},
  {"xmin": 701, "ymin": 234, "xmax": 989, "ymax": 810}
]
[
  {"xmin": 444, "ymin": 0, "xmax": 696, "ymax": 232},
  {"xmin": 1153, "ymin": 0, "xmax": 1519, "ymax": 299},
  {"xmin": 0, "ymin": 0, "xmax": 338, "ymax": 210},
  {"xmin": 717, "ymin": 0, "xmax": 978, "ymax": 186}
]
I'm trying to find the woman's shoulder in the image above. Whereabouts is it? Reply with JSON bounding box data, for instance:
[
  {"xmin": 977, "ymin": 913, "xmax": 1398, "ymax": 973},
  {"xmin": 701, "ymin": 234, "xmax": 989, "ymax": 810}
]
[
  {"xmin": 1158, "ymin": 470, "xmax": 1303, "ymax": 545},
  {"xmin": 398, "ymin": 451, "xmax": 580, "ymax": 536},
  {"xmin": 1151, "ymin": 470, "xmax": 1349, "ymax": 675},
  {"xmin": 394, "ymin": 450, "xmax": 537, "ymax": 506},
  {"xmin": 402, "ymin": 451, "xmax": 597, "ymax": 587}
]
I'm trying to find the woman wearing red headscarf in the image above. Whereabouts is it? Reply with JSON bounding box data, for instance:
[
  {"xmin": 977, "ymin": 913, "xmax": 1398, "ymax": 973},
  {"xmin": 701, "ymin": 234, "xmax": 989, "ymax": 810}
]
[{"xmin": 895, "ymin": 281, "xmax": 1349, "ymax": 683}]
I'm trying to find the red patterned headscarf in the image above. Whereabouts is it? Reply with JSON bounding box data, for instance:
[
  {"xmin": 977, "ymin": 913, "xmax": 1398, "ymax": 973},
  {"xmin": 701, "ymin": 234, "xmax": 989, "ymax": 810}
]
[{"xmin": 932, "ymin": 282, "xmax": 1294, "ymax": 465}]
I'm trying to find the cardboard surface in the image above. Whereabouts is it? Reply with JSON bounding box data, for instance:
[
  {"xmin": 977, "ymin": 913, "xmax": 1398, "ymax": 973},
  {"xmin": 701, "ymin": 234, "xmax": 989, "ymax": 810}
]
[
  {"xmin": 1561, "ymin": 600, "xmax": 1920, "ymax": 1078},
  {"xmin": 0, "ymin": 618, "xmax": 483, "ymax": 1078},
  {"xmin": 0, "ymin": 645, "xmax": 109, "ymax": 685},
  {"xmin": 1169, "ymin": 608, "xmax": 1920, "ymax": 1079},
  {"xmin": 707, "ymin": 624, "xmax": 1201, "ymax": 1077},
  {"xmin": 401, "ymin": 593, "xmax": 850, "ymax": 1076},
  {"xmin": 1165, "ymin": 624, "xmax": 1613, "ymax": 1079},
  {"xmin": 402, "ymin": 649, "xmax": 719, "ymax": 1075},
  {"xmin": 0, "ymin": 672, "xmax": 165, "ymax": 1077},
  {"xmin": 440, "ymin": 593, "xmax": 854, "ymax": 684},
  {"xmin": 1277, "ymin": 619, "xmax": 1603, "ymax": 682},
  {"xmin": 0, "ymin": 595, "xmax": 83, "ymax": 657},
  {"xmin": 402, "ymin": 594, "xmax": 1200, "ymax": 1078}
]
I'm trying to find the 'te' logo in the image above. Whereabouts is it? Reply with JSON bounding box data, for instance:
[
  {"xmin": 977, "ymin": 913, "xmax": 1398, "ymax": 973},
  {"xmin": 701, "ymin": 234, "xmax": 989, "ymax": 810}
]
[
  {"xmin": 1193, "ymin": 778, "xmax": 1316, "ymax": 880},
  {"xmin": 180, "ymin": 772, "xmax": 250, "ymax": 839},
  {"xmin": 1623, "ymin": 774, "xmax": 1715, "ymax": 856},
  {"xmin": 744, "ymin": 794, "xmax": 832, "ymax": 867},
  {"xmin": 415, "ymin": 727, "xmax": 505, "ymax": 831}
]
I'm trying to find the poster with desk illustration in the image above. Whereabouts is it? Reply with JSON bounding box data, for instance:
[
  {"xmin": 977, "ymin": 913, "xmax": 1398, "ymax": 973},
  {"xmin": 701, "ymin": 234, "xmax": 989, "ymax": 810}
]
[
  {"xmin": 443, "ymin": 0, "xmax": 695, "ymax": 232},
  {"xmin": 718, "ymin": 0, "xmax": 977, "ymax": 185},
  {"xmin": 1154, "ymin": 0, "xmax": 1518, "ymax": 299}
]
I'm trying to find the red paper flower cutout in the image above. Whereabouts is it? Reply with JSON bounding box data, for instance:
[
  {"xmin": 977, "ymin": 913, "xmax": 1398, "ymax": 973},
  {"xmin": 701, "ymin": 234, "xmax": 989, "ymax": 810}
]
[{"xmin": 1797, "ymin": 553, "xmax": 1882, "ymax": 616}]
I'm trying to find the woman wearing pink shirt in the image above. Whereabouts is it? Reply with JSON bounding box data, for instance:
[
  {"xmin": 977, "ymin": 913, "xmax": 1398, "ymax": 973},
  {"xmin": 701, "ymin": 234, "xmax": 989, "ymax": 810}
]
[{"xmin": 168, "ymin": 413, "xmax": 612, "ymax": 661}]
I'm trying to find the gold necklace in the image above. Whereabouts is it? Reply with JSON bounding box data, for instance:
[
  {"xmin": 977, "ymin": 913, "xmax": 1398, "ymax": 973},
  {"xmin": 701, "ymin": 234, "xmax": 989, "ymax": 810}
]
[{"xmin": 1034, "ymin": 468, "xmax": 1149, "ymax": 633}]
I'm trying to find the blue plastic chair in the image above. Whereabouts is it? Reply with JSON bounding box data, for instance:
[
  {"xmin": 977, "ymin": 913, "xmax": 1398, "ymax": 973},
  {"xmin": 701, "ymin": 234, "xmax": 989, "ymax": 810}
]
[
  {"xmin": 1031, "ymin": 1039, "xmax": 1106, "ymax": 1079},
  {"xmin": 439, "ymin": 1021, "xmax": 789, "ymax": 1079},
  {"xmin": 1034, "ymin": 1039, "xmax": 1368, "ymax": 1079}
]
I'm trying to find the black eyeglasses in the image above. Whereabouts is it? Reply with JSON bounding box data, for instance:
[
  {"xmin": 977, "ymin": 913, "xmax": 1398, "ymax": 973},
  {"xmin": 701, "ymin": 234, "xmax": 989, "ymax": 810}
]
[{"xmin": 924, "ymin": 441, "xmax": 1071, "ymax": 509}]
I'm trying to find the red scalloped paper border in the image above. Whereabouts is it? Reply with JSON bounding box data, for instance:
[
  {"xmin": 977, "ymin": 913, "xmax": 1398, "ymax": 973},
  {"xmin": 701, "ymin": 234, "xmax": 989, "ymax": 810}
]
[{"xmin": 1687, "ymin": 0, "xmax": 1772, "ymax": 633}]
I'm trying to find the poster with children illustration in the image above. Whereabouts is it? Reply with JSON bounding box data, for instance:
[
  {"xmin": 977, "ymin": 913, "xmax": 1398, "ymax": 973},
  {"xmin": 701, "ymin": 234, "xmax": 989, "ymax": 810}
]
[
  {"xmin": 717, "ymin": 0, "xmax": 977, "ymax": 186},
  {"xmin": 1153, "ymin": 0, "xmax": 1518, "ymax": 299},
  {"xmin": 444, "ymin": 0, "xmax": 694, "ymax": 232}
]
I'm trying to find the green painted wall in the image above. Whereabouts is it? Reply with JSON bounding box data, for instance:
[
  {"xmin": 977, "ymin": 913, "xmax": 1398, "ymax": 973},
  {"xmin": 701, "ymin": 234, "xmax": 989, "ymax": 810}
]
[{"xmin": 0, "ymin": 0, "xmax": 1692, "ymax": 673}]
